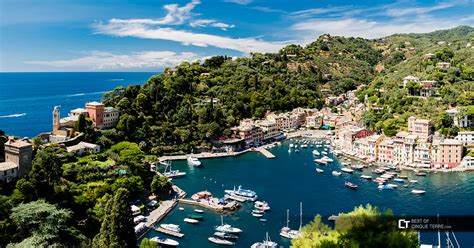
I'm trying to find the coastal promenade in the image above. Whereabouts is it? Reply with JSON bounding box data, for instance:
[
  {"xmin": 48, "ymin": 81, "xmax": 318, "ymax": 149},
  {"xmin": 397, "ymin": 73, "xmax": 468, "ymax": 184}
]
[
  {"xmin": 145, "ymin": 200, "xmax": 177, "ymax": 228},
  {"xmin": 286, "ymin": 129, "xmax": 330, "ymax": 139}
]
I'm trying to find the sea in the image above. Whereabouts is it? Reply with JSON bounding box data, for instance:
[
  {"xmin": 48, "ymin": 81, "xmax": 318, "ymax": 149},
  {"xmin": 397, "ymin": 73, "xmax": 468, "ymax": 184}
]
[
  {"xmin": 0, "ymin": 72, "xmax": 156, "ymax": 137},
  {"xmin": 143, "ymin": 143, "xmax": 474, "ymax": 247}
]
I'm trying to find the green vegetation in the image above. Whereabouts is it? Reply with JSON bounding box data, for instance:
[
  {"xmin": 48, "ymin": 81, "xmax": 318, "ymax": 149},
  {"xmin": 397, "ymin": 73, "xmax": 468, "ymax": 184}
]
[{"xmin": 292, "ymin": 204, "xmax": 418, "ymax": 248}]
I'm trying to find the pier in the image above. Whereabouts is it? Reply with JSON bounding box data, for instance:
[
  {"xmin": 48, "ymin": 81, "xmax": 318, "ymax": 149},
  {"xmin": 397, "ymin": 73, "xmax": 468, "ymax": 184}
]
[
  {"xmin": 155, "ymin": 227, "xmax": 184, "ymax": 238},
  {"xmin": 145, "ymin": 200, "xmax": 177, "ymax": 228},
  {"xmin": 256, "ymin": 147, "xmax": 275, "ymax": 158}
]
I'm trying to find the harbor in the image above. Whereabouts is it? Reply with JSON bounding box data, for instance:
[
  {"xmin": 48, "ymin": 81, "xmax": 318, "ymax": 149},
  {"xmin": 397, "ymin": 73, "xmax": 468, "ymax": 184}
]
[{"xmin": 141, "ymin": 139, "xmax": 474, "ymax": 247}]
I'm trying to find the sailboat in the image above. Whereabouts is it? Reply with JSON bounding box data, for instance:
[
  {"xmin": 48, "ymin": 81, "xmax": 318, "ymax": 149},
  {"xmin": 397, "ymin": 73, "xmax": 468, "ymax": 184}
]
[
  {"xmin": 215, "ymin": 216, "xmax": 243, "ymax": 234},
  {"xmin": 251, "ymin": 232, "xmax": 278, "ymax": 248},
  {"xmin": 280, "ymin": 202, "xmax": 302, "ymax": 239},
  {"xmin": 163, "ymin": 162, "xmax": 186, "ymax": 178}
]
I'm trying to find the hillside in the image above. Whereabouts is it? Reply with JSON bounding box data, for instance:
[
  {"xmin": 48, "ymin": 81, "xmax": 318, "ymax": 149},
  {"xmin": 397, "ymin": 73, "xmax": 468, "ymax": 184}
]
[{"xmin": 101, "ymin": 26, "xmax": 474, "ymax": 154}]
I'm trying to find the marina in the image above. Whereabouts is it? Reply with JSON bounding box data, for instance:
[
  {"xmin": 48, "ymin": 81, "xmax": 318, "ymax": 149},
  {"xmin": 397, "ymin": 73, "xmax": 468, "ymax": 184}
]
[{"xmin": 141, "ymin": 140, "xmax": 474, "ymax": 247}]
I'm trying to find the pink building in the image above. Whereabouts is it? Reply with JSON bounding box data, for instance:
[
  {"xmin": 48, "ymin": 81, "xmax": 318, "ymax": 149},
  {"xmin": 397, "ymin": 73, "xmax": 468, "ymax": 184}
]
[
  {"xmin": 408, "ymin": 116, "xmax": 432, "ymax": 138},
  {"xmin": 431, "ymin": 139, "xmax": 463, "ymax": 168},
  {"xmin": 86, "ymin": 102, "xmax": 105, "ymax": 129},
  {"xmin": 378, "ymin": 139, "xmax": 395, "ymax": 164}
]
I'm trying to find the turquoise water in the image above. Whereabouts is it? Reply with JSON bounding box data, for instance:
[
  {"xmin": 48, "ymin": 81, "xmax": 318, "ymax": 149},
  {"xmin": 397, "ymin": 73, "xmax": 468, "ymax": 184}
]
[
  {"xmin": 143, "ymin": 142, "xmax": 474, "ymax": 247},
  {"xmin": 0, "ymin": 72, "xmax": 156, "ymax": 137}
]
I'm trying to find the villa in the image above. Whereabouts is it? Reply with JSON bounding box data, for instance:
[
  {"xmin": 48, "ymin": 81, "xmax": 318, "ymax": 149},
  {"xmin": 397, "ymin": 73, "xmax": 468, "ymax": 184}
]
[{"xmin": 0, "ymin": 139, "xmax": 33, "ymax": 181}]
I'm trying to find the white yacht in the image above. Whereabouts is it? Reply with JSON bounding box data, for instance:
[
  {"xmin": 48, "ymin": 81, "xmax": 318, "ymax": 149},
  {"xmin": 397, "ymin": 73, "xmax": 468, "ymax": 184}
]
[
  {"xmin": 280, "ymin": 203, "xmax": 302, "ymax": 239},
  {"xmin": 254, "ymin": 201, "xmax": 270, "ymax": 211},
  {"xmin": 224, "ymin": 185, "xmax": 258, "ymax": 201},
  {"xmin": 208, "ymin": 237, "xmax": 234, "ymax": 246},
  {"xmin": 187, "ymin": 155, "xmax": 201, "ymax": 167},
  {"xmin": 251, "ymin": 232, "xmax": 278, "ymax": 248},
  {"xmin": 163, "ymin": 163, "xmax": 186, "ymax": 178},
  {"xmin": 150, "ymin": 236, "xmax": 179, "ymax": 246},
  {"xmin": 215, "ymin": 216, "xmax": 243, "ymax": 234},
  {"xmin": 312, "ymin": 150, "xmax": 320, "ymax": 156},
  {"xmin": 160, "ymin": 224, "xmax": 181, "ymax": 233},
  {"xmin": 321, "ymin": 156, "xmax": 334, "ymax": 163},
  {"xmin": 332, "ymin": 171, "xmax": 342, "ymax": 176}
]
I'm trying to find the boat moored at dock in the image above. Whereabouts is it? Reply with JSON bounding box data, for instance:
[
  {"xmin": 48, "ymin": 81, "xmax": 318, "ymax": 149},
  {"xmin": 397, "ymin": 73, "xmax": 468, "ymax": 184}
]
[
  {"xmin": 224, "ymin": 185, "xmax": 258, "ymax": 201},
  {"xmin": 214, "ymin": 232, "xmax": 238, "ymax": 239},
  {"xmin": 254, "ymin": 201, "xmax": 270, "ymax": 211},
  {"xmin": 411, "ymin": 189, "xmax": 426, "ymax": 195},
  {"xmin": 184, "ymin": 218, "xmax": 199, "ymax": 224},
  {"xmin": 150, "ymin": 236, "xmax": 180, "ymax": 246},
  {"xmin": 160, "ymin": 224, "xmax": 181, "ymax": 233},
  {"xmin": 208, "ymin": 237, "xmax": 234, "ymax": 246},
  {"xmin": 341, "ymin": 167, "xmax": 354, "ymax": 174},
  {"xmin": 344, "ymin": 182, "xmax": 358, "ymax": 189},
  {"xmin": 251, "ymin": 232, "xmax": 278, "ymax": 248},
  {"xmin": 187, "ymin": 155, "xmax": 202, "ymax": 167},
  {"xmin": 215, "ymin": 216, "xmax": 243, "ymax": 234}
]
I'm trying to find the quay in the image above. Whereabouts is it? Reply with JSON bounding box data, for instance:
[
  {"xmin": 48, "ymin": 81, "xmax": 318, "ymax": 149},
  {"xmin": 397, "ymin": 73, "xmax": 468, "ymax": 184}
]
[
  {"xmin": 144, "ymin": 200, "xmax": 177, "ymax": 228},
  {"xmin": 154, "ymin": 227, "xmax": 184, "ymax": 238}
]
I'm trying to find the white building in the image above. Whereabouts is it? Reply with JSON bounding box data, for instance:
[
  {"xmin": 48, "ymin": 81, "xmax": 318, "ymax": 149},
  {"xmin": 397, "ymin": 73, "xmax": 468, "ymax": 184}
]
[
  {"xmin": 103, "ymin": 107, "xmax": 120, "ymax": 129},
  {"xmin": 67, "ymin": 142, "xmax": 101, "ymax": 155},
  {"xmin": 402, "ymin": 75, "xmax": 420, "ymax": 88},
  {"xmin": 0, "ymin": 162, "xmax": 18, "ymax": 182},
  {"xmin": 461, "ymin": 156, "xmax": 474, "ymax": 169},
  {"xmin": 256, "ymin": 120, "xmax": 280, "ymax": 140},
  {"xmin": 456, "ymin": 131, "xmax": 474, "ymax": 145},
  {"xmin": 446, "ymin": 108, "xmax": 472, "ymax": 128}
]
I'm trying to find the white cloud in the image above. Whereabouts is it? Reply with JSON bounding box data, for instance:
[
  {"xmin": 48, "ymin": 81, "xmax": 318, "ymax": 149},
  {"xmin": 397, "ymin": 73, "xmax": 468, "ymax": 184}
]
[
  {"xmin": 223, "ymin": 0, "xmax": 252, "ymax": 5},
  {"xmin": 385, "ymin": 2, "xmax": 456, "ymax": 17},
  {"xmin": 25, "ymin": 50, "xmax": 201, "ymax": 70},
  {"xmin": 110, "ymin": 0, "xmax": 200, "ymax": 26},
  {"xmin": 93, "ymin": 21, "xmax": 286, "ymax": 53},
  {"xmin": 251, "ymin": 6, "xmax": 285, "ymax": 13},
  {"xmin": 291, "ymin": 16, "xmax": 474, "ymax": 41},
  {"xmin": 289, "ymin": 6, "xmax": 354, "ymax": 18},
  {"xmin": 189, "ymin": 19, "xmax": 235, "ymax": 30}
]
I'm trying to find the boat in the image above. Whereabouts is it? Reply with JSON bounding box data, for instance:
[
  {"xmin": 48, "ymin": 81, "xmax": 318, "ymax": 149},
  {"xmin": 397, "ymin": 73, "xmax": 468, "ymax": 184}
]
[
  {"xmin": 321, "ymin": 151, "xmax": 328, "ymax": 155},
  {"xmin": 160, "ymin": 224, "xmax": 181, "ymax": 233},
  {"xmin": 187, "ymin": 155, "xmax": 202, "ymax": 167},
  {"xmin": 328, "ymin": 215, "xmax": 339, "ymax": 221},
  {"xmin": 224, "ymin": 193, "xmax": 247, "ymax": 203},
  {"xmin": 344, "ymin": 182, "xmax": 358, "ymax": 189},
  {"xmin": 158, "ymin": 160, "xmax": 171, "ymax": 166},
  {"xmin": 187, "ymin": 214, "xmax": 203, "ymax": 220},
  {"xmin": 295, "ymin": 149, "xmax": 300, "ymax": 153},
  {"xmin": 259, "ymin": 219, "xmax": 267, "ymax": 222},
  {"xmin": 289, "ymin": 144, "xmax": 294, "ymax": 148},
  {"xmin": 321, "ymin": 156, "xmax": 334, "ymax": 162},
  {"xmin": 288, "ymin": 149, "xmax": 291, "ymax": 153},
  {"xmin": 184, "ymin": 218, "xmax": 199, "ymax": 224},
  {"xmin": 341, "ymin": 168, "xmax": 354, "ymax": 174},
  {"xmin": 360, "ymin": 175, "xmax": 372, "ymax": 180},
  {"xmin": 254, "ymin": 201, "xmax": 270, "ymax": 211},
  {"xmin": 378, "ymin": 184, "xmax": 394, "ymax": 190},
  {"xmin": 409, "ymin": 180, "xmax": 418, "ymax": 183},
  {"xmin": 416, "ymin": 172, "xmax": 427, "ymax": 176},
  {"xmin": 315, "ymin": 168, "xmax": 324, "ymax": 173},
  {"xmin": 251, "ymin": 232, "xmax": 278, "ymax": 248},
  {"xmin": 314, "ymin": 158, "xmax": 327, "ymax": 165},
  {"xmin": 214, "ymin": 232, "xmax": 238, "ymax": 239},
  {"xmin": 215, "ymin": 216, "xmax": 243, "ymax": 234},
  {"xmin": 393, "ymin": 178, "xmax": 405, "ymax": 183},
  {"xmin": 372, "ymin": 169, "xmax": 385, "ymax": 174},
  {"xmin": 332, "ymin": 171, "xmax": 342, "ymax": 176},
  {"xmin": 252, "ymin": 213, "xmax": 264, "ymax": 218},
  {"xmin": 386, "ymin": 183, "xmax": 398, "ymax": 188},
  {"xmin": 163, "ymin": 163, "xmax": 186, "ymax": 178},
  {"xmin": 312, "ymin": 150, "xmax": 320, "ymax": 156},
  {"xmin": 150, "ymin": 236, "xmax": 179, "ymax": 246},
  {"xmin": 224, "ymin": 185, "xmax": 258, "ymax": 201},
  {"xmin": 280, "ymin": 203, "xmax": 303, "ymax": 239},
  {"xmin": 411, "ymin": 189, "xmax": 426, "ymax": 195},
  {"xmin": 398, "ymin": 175, "xmax": 409, "ymax": 179},
  {"xmin": 194, "ymin": 209, "xmax": 204, "ymax": 213},
  {"xmin": 178, "ymin": 207, "xmax": 184, "ymax": 211},
  {"xmin": 351, "ymin": 164, "xmax": 365, "ymax": 170},
  {"xmin": 208, "ymin": 237, "xmax": 234, "ymax": 246},
  {"xmin": 252, "ymin": 209, "xmax": 264, "ymax": 214}
]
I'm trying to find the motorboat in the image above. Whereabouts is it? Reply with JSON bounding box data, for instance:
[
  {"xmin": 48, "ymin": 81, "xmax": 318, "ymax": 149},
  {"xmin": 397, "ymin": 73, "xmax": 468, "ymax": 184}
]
[
  {"xmin": 150, "ymin": 236, "xmax": 179, "ymax": 246},
  {"xmin": 208, "ymin": 237, "xmax": 234, "ymax": 246},
  {"xmin": 372, "ymin": 169, "xmax": 385, "ymax": 174},
  {"xmin": 295, "ymin": 149, "xmax": 300, "ymax": 153},
  {"xmin": 386, "ymin": 183, "xmax": 398, "ymax": 188},
  {"xmin": 315, "ymin": 168, "xmax": 324, "ymax": 173},
  {"xmin": 215, "ymin": 216, "xmax": 243, "ymax": 233},
  {"xmin": 178, "ymin": 207, "xmax": 184, "ymax": 211},
  {"xmin": 332, "ymin": 171, "xmax": 342, "ymax": 176},
  {"xmin": 184, "ymin": 218, "xmax": 199, "ymax": 224},
  {"xmin": 187, "ymin": 214, "xmax": 203, "ymax": 220},
  {"xmin": 321, "ymin": 151, "xmax": 328, "ymax": 155},
  {"xmin": 289, "ymin": 144, "xmax": 294, "ymax": 148},
  {"xmin": 251, "ymin": 232, "xmax": 278, "ymax": 248},
  {"xmin": 312, "ymin": 150, "xmax": 320, "ymax": 156},
  {"xmin": 254, "ymin": 201, "xmax": 270, "ymax": 211},
  {"xmin": 398, "ymin": 175, "xmax": 409, "ymax": 179},
  {"xmin": 351, "ymin": 164, "xmax": 365, "ymax": 170},
  {"xmin": 416, "ymin": 172, "xmax": 427, "ymax": 176},
  {"xmin": 225, "ymin": 185, "xmax": 258, "ymax": 201},
  {"xmin": 314, "ymin": 158, "xmax": 327, "ymax": 165},
  {"xmin": 133, "ymin": 215, "xmax": 146, "ymax": 224},
  {"xmin": 393, "ymin": 178, "xmax": 405, "ymax": 183},
  {"xmin": 252, "ymin": 209, "xmax": 265, "ymax": 214},
  {"xmin": 260, "ymin": 219, "xmax": 267, "ymax": 222},
  {"xmin": 224, "ymin": 193, "xmax": 247, "ymax": 203},
  {"xmin": 214, "ymin": 232, "xmax": 238, "ymax": 239},
  {"xmin": 160, "ymin": 224, "xmax": 181, "ymax": 233},
  {"xmin": 378, "ymin": 184, "xmax": 394, "ymax": 190},
  {"xmin": 409, "ymin": 180, "xmax": 418, "ymax": 183},
  {"xmin": 321, "ymin": 156, "xmax": 334, "ymax": 163},
  {"xmin": 344, "ymin": 182, "xmax": 358, "ymax": 189},
  {"xmin": 252, "ymin": 213, "xmax": 264, "ymax": 218},
  {"xmin": 187, "ymin": 155, "xmax": 202, "ymax": 167},
  {"xmin": 341, "ymin": 168, "xmax": 354, "ymax": 174},
  {"xmin": 360, "ymin": 175, "xmax": 372, "ymax": 180},
  {"xmin": 411, "ymin": 189, "xmax": 426, "ymax": 195}
]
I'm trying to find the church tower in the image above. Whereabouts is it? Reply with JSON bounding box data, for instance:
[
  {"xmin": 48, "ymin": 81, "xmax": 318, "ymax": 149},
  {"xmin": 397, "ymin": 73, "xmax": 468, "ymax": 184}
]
[{"xmin": 53, "ymin": 106, "xmax": 60, "ymax": 133}]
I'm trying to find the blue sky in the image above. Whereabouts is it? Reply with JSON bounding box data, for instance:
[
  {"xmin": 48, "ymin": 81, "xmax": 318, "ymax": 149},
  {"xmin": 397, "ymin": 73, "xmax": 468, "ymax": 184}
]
[{"xmin": 1, "ymin": 0, "xmax": 472, "ymax": 72}]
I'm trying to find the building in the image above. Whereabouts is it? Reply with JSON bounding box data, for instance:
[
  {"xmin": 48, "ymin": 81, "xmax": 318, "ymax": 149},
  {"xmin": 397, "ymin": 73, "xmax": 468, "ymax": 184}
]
[
  {"xmin": 419, "ymin": 80, "xmax": 437, "ymax": 97},
  {"xmin": 231, "ymin": 119, "xmax": 263, "ymax": 147},
  {"xmin": 456, "ymin": 131, "xmax": 474, "ymax": 145},
  {"xmin": 66, "ymin": 142, "xmax": 101, "ymax": 156},
  {"xmin": 431, "ymin": 139, "xmax": 463, "ymax": 168},
  {"xmin": 86, "ymin": 102, "xmax": 105, "ymax": 129},
  {"xmin": 446, "ymin": 108, "xmax": 472, "ymax": 128},
  {"xmin": 378, "ymin": 139, "xmax": 394, "ymax": 164},
  {"xmin": 0, "ymin": 139, "xmax": 33, "ymax": 180},
  {"xmin": 460, "ymin": 156, "xmax": 474, "ymax": 169},
  {"xmin": 402, "ymin": 75, "xmax": 420, "ymax": 88},
  {"xmin": 103, "ymin": 107, "xmax": 120, "ymax": 129},
  {"xmin": 256, "ymin": 120, "xmax": 280, "ymax": 140},
  {"xmin": 413, "ymin": 142, "xmax": 431, "ymax": 168},
  {"xmin": 305, "ymin": 114, "xmax": 322, "ymax": 129},
  {"xmin": 366, "ymin": 135, "xmax": 383, "ymax": 162},
  {"xmin": 436, "ymin": 62, "xmax": 451, "ymax": 69},
  {"xmin": 322, "ymin": 113, "xmax": 340, "ymax": 128},
  {"xmin": 408, "ymin": 116, "xmax": 432, "ymax": 139}
]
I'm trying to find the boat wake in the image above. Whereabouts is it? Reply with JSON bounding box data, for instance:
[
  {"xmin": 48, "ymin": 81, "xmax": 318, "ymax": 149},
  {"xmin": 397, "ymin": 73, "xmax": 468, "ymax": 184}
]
[
  {"xmin": 0, "ymin": 113, "xmax": 27, "ymax": 118},
  {"xmin": 66, "ymin": 91, "xmax": 107, "ymax": 97},
  {"xmin": 108, "ymin": 78, "xmax": 124, "ymax": 81}
]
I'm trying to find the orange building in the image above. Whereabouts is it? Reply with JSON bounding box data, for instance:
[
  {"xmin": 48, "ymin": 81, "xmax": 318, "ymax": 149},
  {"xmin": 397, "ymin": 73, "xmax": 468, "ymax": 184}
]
[{"xmin": 86, "ymin": 101, "xmax": 105, "ymax": 129}]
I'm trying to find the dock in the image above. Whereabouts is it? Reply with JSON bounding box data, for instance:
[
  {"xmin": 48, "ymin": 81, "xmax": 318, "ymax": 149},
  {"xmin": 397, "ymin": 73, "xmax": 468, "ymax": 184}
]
[
  {"xmin": 155, "ymin": 227, "xmax": 184, "ymax": 238},
  {"xmin": 256, "ymin": 147, "xmax": 275, "ymax": 158},
  {"xmin": 145, "ymin": 200, "xmax": 178, "ymax": 227}
]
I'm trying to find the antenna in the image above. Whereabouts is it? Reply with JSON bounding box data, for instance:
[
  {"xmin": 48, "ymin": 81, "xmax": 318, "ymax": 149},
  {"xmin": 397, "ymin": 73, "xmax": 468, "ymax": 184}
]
[{"xmin": 299, "ymin": 202, "xmax": 303, "ymax": 231}]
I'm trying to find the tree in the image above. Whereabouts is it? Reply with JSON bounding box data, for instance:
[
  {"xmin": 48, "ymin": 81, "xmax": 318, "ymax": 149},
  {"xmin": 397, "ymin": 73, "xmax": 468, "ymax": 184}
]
[
  {"xmin": 150, "ymin": 175, "xmax": 172, "ymax": 197},
  {"xmin": 9, "ymin": 200, "xmax": 85, "ymax": 247},
  {"xmin": 139, "ymin": 238, "xmax": 159, "ymax": 248},
  {"xmin": 29, "ymin": 148, "xmax": 62, "ymax": 199},
  {"xmin": 93, "ymin": 188, "xmax": 135, "ymax": 248},
  {"xmin": 112, "ymin": 176, "xmax": 145, "ymax": 200},
  {"xmin": 10, "ymin": 179, "xmax": 36, "ymax": 203}
]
